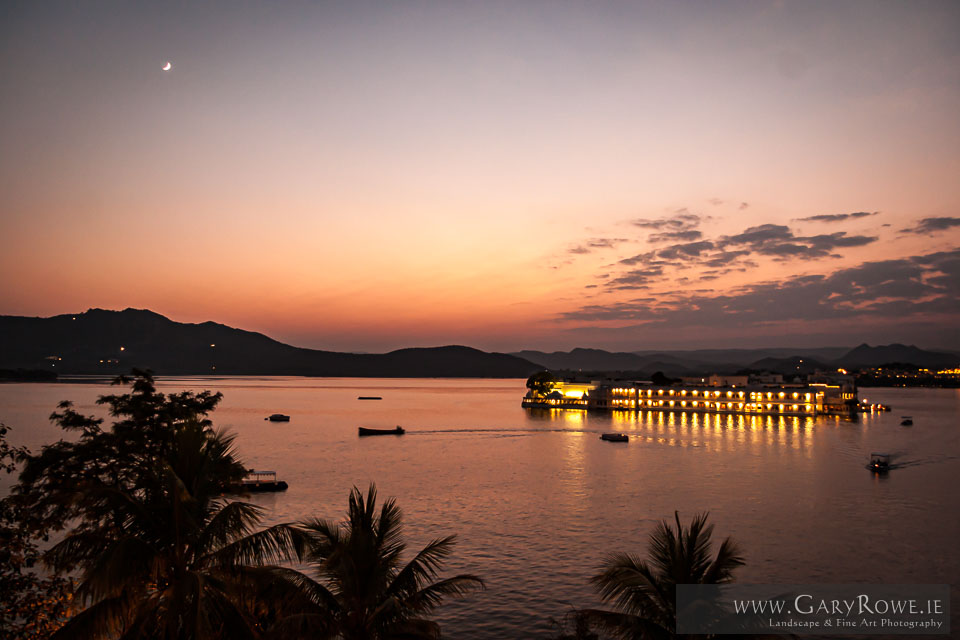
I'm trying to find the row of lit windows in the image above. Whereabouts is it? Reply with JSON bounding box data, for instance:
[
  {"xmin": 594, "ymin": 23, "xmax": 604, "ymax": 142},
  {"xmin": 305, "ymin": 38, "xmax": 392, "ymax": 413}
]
[
  {"xmin": 610, "ymin": 398, "xmax": 814, "ymax": 413},
  {"xmin": 610, "ymin": 387, "xmax": 813, "ymax": 402}
]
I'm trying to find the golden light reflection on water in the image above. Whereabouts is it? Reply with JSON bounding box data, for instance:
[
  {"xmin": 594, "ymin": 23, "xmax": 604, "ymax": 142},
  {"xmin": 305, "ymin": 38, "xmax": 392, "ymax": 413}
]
[
  {"xmin": 561, "ymin": 430, "xmax": 588, "ymax": 502},
  {"xmin": 611, "ymin": 409, "xmax": 815, "ymax": 452}
]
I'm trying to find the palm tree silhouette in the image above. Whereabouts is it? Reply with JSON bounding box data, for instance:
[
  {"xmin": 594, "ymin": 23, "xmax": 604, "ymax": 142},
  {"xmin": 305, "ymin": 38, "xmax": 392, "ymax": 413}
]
[
  {"xmin": 46, "ymin": 422, "xmax": 306, "ymax": 639},
  {"xmin": 269, "ymin": 485, "xmax": 483, "ymax": 640},
  {"xmin": 584, "ymin": 511, "xmax": 744, "ymax": 640}
]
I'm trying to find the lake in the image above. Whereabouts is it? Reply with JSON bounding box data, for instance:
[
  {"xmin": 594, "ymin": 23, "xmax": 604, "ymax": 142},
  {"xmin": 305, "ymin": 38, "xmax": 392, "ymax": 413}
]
[{"xmin": 2, "ymin": 377, "xmax": 958, "ymax": 638}]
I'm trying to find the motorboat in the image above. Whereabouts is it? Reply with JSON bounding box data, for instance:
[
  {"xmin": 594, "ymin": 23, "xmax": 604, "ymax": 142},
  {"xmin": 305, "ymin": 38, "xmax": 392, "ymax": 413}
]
[
  {"xmin": 868, "ymin": 453, "xmax": 890, "ymax": 472},
  {"xmin": 600, "ymin": 433, "xmax": 629, "ymax": 442},
  {"xmin": 358, "ymin": 396, "xmax": 383, "ymax": 400},
  {"xmin": 358, "ymin": 426, "xmax": 405, "ymax": 436},
  {"xmin": 900, "ymin": 416, "xmax": 913, "ymax": 426},
  {"xmin": 266, "ymin": 414, "xmax": 290, "ymax": 422}
]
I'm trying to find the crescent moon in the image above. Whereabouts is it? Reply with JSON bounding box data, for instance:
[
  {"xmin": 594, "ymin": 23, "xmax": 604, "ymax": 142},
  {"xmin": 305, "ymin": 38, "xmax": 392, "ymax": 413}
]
[{"xmin": 162, "ymin": 62, "xmax": 172, "ymax": 71}]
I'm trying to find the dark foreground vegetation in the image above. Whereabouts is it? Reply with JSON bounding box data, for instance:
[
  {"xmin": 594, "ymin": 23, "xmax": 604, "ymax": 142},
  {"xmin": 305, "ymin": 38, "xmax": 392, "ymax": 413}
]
[{"xmin": 2, "ymin": 372, "xmax": 746, "ymax": 639}]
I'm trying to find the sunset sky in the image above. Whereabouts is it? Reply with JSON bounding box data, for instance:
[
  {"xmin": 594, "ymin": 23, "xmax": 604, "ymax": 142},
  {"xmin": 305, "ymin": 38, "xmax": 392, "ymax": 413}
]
[{"xmin": 2, "ymin": 1, "xmax": 958, "ymax": 352}]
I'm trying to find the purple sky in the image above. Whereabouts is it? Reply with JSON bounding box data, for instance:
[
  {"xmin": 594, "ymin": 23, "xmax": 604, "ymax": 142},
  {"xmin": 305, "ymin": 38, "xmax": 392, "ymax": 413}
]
[{"xmin": 1, "ymin": 1, "xmax": 958, "ymax": 351}]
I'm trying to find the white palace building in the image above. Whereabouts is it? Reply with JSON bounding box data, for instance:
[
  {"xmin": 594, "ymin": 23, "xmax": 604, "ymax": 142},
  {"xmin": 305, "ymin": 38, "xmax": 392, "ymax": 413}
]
[{"xmin": 522, "ymin": 373, "xmax": 886, "ymax": 417}]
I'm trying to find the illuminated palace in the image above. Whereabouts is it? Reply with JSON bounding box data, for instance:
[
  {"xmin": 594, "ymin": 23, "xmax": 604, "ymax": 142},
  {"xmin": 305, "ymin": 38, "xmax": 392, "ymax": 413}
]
[{"xmin": 522, "ymin": 373, "xmax": 882, "ymax": 416}]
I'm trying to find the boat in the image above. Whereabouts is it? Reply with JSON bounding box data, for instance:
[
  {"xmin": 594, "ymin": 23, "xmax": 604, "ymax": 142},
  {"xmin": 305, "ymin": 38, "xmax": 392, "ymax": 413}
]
[
  {"xmin": 266, "ymin": 414, "xmax": 290, "ymax": 422},
  {"xmin": 900, "ymin": 416, "xmax": 913, "ymax": 426},
  {"xmin": 231, "ymin": 470, "xmax": 288, "ymax": 493},
  {"xmin": 358, "ymin": 396, "xmax": 383, "ymax": 400},
  {"xmin": 358, "ymin": 426, "xmax": 405, "ymax": 436},
  {"xmin": 868, "ymin": 453, "xmax": 891, "ymax": 472},
  {"xmin": 600, "ymin": 433, "xmax": 629, "ymax": 442}
]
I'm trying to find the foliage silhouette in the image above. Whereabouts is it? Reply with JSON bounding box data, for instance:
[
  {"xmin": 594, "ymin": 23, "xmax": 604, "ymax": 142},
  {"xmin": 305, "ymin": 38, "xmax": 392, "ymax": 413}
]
[
  {"xmin": 583, "ymin": 512, "xmax": 744, "ymax": 640},
  {"xmin": 15, "ymin": 369, "xmax": 244, "ymax": 538},
  {"xmin": 47, "ymin": 420, "xmax": 308, "ymax": 639},
  {"xmin": 0, "ymin": 424, "xmax": 73, "ymax": 639},
  {"xmin": 9, "ymin": 371, "xmax": 308, "ymax": 639},
  {"xmin": 267, "ymin": 485, "xmax": 484, "ymax": 640},
  {"xmin": 526, "ymin": 370, "xmax": 559, "ymax": 397}
]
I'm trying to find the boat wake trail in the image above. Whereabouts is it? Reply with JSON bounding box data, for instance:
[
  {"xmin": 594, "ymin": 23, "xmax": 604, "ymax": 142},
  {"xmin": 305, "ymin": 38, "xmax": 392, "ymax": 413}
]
[
  {"xmin": 889, "ymin": 453, "xmax": 959, "ymax": 469},
  {"xmin": 407, "ymin": 427, "xmax": 592, "ymax": 437}
]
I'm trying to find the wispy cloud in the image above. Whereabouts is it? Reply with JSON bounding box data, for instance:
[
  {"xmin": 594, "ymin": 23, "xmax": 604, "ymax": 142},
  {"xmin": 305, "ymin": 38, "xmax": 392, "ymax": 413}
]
[
  {"xmin": 632, "ymin": 212, "xmax": 704, "ymax": 244},
  {"xmin": 796, "ymin": 211, "xmax": 878, "ymax": 223},
  {"xmin": 562, "ymin": 248, "xmax": 960, "ymax": 327},
  {"xmin": 614, "ymin": 223, "xmax": 877, "ymax": 287},
  {"xmin": 567, "ymin": 237, "xmax": 630, "ymax": 255},
  {"xmin": 900, "ymin": 217, "xmax": 960, "ymax": 235},
  {"xmin": 648, "ymin": 229, "xmax": 703, "ymax": 243},
  {"xmin": 720, "ymin": 224, "xmax": 876, "ymax": 259},
  {"xmin": 632, "ymin": 212, "xmax": 700, "ymax": 229}
]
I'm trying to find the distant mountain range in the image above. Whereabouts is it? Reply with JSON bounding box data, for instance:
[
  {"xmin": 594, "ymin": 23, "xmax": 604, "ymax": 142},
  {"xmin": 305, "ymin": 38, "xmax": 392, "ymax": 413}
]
[
  {"xmin": 511, "ymin": 344, "xmax": 959, "ymax": 376},
  {"xmin": 0, "ymin": 309, "xmax": 541, "ymax": 378},
  {"xmin": 1, "ymin": 308, "xmax": 956, "ymax": 379}
]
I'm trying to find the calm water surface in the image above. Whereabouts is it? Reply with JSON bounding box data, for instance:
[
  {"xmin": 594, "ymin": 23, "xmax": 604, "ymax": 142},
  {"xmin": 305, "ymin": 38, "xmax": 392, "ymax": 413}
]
[{"xmin": 2, "ymin": 378, "xmax": 958, "ymax": 638}]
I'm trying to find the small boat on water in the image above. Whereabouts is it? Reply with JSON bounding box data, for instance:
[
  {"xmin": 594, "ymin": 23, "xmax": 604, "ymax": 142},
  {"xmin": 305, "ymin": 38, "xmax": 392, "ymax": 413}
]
[
  {"xmin": 358, "ymin": 396, "xmax": 383, "ymax": 400},
  {"xmin": 900, "ymin": 416, "xmax": 913, "ymax": 426},
  {"xmin": 600, "ymin": 433, "xmax": 629, "ymax": 442},
  {"xmin": 358, "ymin": 426, "xmax": 405, "ymax": 437},
  {"xmin": 266, "ymin": 414, "xmax": 290, "ymax": 422},
  {"xmin": 868, "ymin": 453, "xmax": 891, "ymax": 473},
  {"xmin": 231, "ymin": 470, "xmax": 288, "ymax": 493}
]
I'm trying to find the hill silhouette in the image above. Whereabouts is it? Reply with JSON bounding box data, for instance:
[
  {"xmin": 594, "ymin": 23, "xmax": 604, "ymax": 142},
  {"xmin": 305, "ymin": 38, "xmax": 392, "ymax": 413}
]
[
  {"xmin": 0, "ymin": 309, "xmax": 541, "ymax": 378},
  {"xmin": 514, "ymin": 344, "xmax": 958, "ymax": 375},
  {"xmin": 834, "ymin": 343, "xmax": 958, "ymax": 369}
]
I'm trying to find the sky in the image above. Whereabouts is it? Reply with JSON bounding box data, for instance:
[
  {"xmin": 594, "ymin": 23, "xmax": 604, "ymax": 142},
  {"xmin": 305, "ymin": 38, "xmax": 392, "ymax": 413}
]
[{"xmin": 1, "ymin": 1, "xmax": 958, "ymax": 353}]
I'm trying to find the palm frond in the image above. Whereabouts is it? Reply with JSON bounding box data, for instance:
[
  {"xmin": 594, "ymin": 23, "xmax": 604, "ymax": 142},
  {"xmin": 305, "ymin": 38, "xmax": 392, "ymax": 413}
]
[
  {"xmin": 387, "ymin": 536, "xmax": 457, "ymax": 596},
  {"xmin": 193, "ymin": 578, "xmax": 261, "ymax": 640},
  {"xmin": 703, "ymin": 536, "xmax": 745, "ymax": 584},
  {"xmin": 592, "ymin": 552, "xmax": 670, "ymax": 619},
  {"xmin": 196, "ymin": 500, "xmax": 265, "ymax": 555},
  {"xmin": 385, "ymin": 617, "xmax": 443, "ymax": 639},
  {"xmin": 405, "ymin": 574, "xmax": 485, "ymax": 612},
  {"xmin": 265, "ymin": 613, "xmax": 338, "ymax": 640},
  {"xmin": 577, "ymin": 608, "xmax": 673, "ymax": 640},
  {"xmin": 375, "ymin": 495, "xmax": 406, "ymax": 560},
  {"xmin": 300, "ymin": 517, "xmax": 344, "ymax": 556},
  {"xmin": 73, "ymin": 536, "xmax": 161, "ymax": 604},
  {"xmin": 50, "ymin": 593, "xmax": 137, "ymax": 640},
  {"xmin": 202, "ymin": 522, "xmax": 307, "ymax": 568},
  {"xmin": 589, "ymin": 511, "xmax": 745, "ymax": 640},
  {"xmin": 241, "ymin": 565, "xmax": 343, "ymax": 614}
]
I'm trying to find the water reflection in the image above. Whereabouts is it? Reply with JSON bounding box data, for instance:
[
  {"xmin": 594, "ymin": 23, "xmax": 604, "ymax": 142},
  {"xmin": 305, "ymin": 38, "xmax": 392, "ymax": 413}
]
[
  {"xmin": 608, "ymin": 408, "xmax": 814, "ymax": 454},
  {"xmin": 2, "ymin": 379, "xmax": 957, "ymax": 640}
]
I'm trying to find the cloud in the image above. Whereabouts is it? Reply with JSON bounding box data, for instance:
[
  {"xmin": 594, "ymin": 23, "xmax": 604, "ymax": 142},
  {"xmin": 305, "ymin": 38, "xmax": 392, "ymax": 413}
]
[
  {"xmin": 739, "ymin": 202, "xmax": 749, "ymax": 210},
  {"xmin": 614, "ymin": 223, "xmax": 877, "ymax": 286},
  {"xmin": 561, "ymin": 248, "xmax": 960, "ymax": 327},
  {"xmin": 647, "ymin": 229, "xmax": 703, "ymax": 243},
  {"xmin": 607, "ymin": 266, "xmax": 664, "ymax": 289},
  {"xmin": 703, "ymin": 250, "xmax": 754, "ymax": 269},
  {"xmin": 709, "ymin": 198, "xmax": 724, "ymax": 206},
  {"xmin": 719, "ymin": 224, "xmax": 876, "ymax": 259},
  {"xmin": 632, "ymin": 213, "xmax": 701, "ymax": 231},
  {"xmin": 568, "ymin": 237, "xmax": 629, "ymax": 255},
  {"xmin": 631, "ymin": 212, "xmax": 707, "ymax": 244},
  {"xmin": 656, "ymin": 240, "xmax": 715, "ymax": 260},
  {"xmin": 796, "ymin": 211, "xmax": 878, "ymax": 223},
  {"xmin": 900, "ymin": 217, "xmax": 960, "ymax": 235}
]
